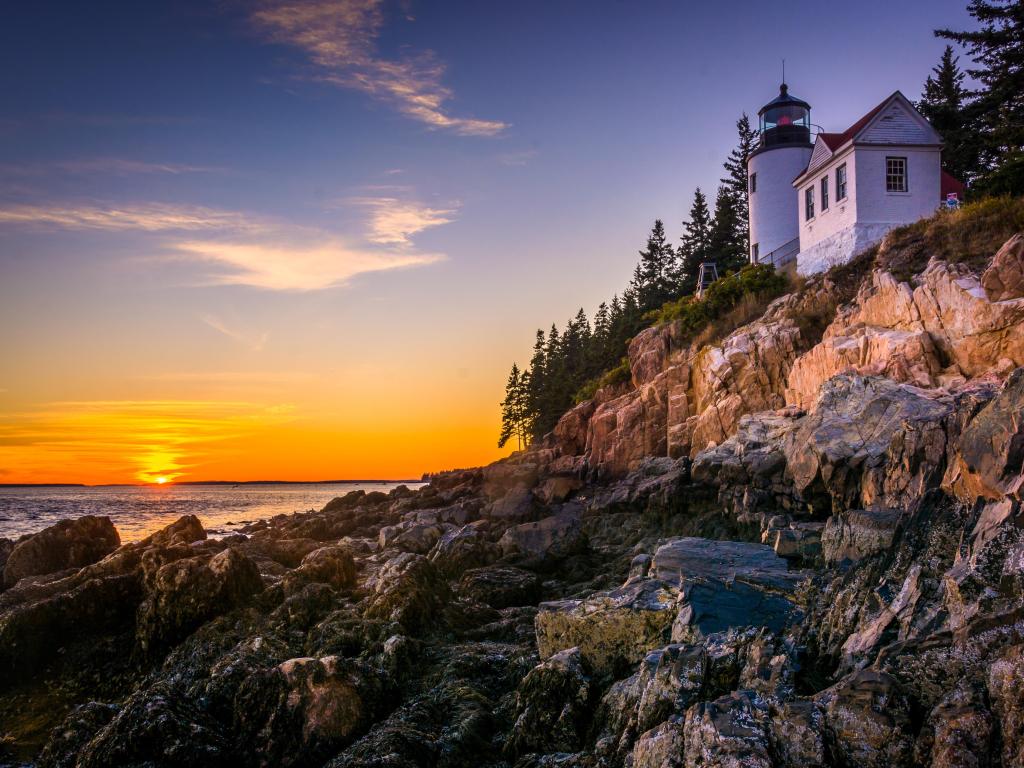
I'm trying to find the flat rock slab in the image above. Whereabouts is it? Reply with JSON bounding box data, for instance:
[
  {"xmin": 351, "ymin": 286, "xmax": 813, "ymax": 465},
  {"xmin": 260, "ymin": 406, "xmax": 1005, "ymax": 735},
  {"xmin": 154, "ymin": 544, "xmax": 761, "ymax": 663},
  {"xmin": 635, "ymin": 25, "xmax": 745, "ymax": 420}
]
[{"xmin": 652, "ymin": 538, "xmax": 806, "ymax": 641}]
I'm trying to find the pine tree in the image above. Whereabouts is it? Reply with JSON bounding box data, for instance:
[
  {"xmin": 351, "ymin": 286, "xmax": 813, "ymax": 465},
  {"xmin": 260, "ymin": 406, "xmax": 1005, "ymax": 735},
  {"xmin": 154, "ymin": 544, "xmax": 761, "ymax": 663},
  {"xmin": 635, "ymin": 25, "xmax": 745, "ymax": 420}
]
[
  {"xmin": 677, "ymin": 188, "xmax": 712, "ymax": 295},
  {"xmin": 498, "ymin": 363, "xmax": 530, "ymax": 450},
  {"xmin": 937, "ymin": 1, "xmax": 1024, "ymax": 194},
  {"xmin": 708, "ymin": 185, "xmax": 747, "ymax": 275},
  {"xmin": 591, "ymin": 301, "xmax": 611, "ymax": 378},
  {"xmin": 636, "ymin": 219, "xmax": 677, "ymax": 311},
  {"xmin": 721, "ymin": 113, "xmax": 758, "ymax": 254},
  {"xmin": 918, "ymin": 45, "xmax": 981, "ymax": 185}
]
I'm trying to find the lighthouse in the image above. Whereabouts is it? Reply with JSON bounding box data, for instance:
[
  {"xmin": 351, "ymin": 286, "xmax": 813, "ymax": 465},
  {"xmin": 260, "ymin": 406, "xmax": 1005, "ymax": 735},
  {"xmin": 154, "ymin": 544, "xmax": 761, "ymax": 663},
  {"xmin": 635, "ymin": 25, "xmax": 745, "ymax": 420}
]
[{"xmin": 747, "ymin": 84, "xmax": 814, "ymax": 266}]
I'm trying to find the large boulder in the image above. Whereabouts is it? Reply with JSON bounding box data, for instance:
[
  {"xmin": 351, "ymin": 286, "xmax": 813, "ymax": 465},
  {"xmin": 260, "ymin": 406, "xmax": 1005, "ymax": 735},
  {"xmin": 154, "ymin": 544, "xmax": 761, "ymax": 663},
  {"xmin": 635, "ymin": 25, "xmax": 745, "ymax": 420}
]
[
  {"xmin": 498, "ymin": 508, "xmax": 586, "ymax": 562},
  {"xmin": 783, "ymin": 375, "xmax": 951, "ymax": 514},
  {"xmin": 136, "ymin": 547, "xmax": 263, "ymax": 654},
  {"xmin": 137, "ymin": 514, "xmax": 205, "ymax": 548},
  {"xmin": 821, "ymin": 508, "xmax": 902, "ymax": 565},
  {"xmin": 363, "ymin": 552, "xmax": 450, "ymax": 632},
  {"xmin": 3, "ymin": 516, "xmax": 120, "ymax": 588},
  {"xmin": 536, "ymin": 578, "xmax": 677, "ymax": 678},
  {"xmin": 282, "ymin": 545, "xmax": 357, "ymax": 593},
  {"xmin": 429, "ymin": 524, "xmax": 498, "ymax": 576}
]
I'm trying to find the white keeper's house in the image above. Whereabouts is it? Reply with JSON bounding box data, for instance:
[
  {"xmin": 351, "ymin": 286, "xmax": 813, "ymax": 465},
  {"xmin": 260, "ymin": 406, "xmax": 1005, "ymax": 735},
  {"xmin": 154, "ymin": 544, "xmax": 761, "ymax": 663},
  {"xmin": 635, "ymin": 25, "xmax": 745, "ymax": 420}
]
[{"xmin": 747, "ymin": 84, "xmax": 964, "ymax": 275}]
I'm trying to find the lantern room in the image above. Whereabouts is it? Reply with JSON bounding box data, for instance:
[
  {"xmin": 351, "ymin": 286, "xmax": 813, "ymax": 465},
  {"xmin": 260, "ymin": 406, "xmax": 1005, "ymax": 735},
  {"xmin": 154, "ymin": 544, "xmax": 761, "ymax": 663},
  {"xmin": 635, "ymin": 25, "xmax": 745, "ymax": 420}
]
[{"xmin": 758, "ymin": 84, "xmax": 811, "ymax": 148}]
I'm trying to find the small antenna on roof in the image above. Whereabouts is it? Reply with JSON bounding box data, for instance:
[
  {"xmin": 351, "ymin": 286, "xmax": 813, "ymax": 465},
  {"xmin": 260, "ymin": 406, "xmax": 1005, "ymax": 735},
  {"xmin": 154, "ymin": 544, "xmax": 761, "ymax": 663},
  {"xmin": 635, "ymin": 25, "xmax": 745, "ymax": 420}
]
[{"xmin": 782, "ymin": 58, "xmax": 786, "ymax": 85}]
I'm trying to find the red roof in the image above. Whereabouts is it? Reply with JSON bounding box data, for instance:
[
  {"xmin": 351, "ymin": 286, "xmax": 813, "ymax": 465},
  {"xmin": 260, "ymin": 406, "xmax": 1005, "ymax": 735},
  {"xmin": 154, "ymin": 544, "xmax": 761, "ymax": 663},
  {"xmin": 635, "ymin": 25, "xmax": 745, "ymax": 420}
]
[{"xmin": 941, "ymin": 170, "xmax": 965, "ymax": 199}]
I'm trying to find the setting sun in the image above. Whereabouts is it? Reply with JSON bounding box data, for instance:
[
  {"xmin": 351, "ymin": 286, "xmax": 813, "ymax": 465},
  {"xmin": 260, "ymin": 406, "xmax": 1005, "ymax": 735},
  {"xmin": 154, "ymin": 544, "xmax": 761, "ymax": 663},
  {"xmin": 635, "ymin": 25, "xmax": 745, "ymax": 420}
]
[{"xmin": 154, "ymin": 477, "xmax": 169, "ymax": 485}]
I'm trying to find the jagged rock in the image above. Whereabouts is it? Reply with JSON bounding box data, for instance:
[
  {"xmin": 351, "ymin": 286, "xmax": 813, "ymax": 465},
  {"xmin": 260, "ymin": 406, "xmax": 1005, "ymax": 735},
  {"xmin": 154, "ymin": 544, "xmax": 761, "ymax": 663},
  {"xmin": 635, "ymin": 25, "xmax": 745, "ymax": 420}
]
[
  {"xmin": 682, "ymin": 690, "xmax": 772, "ymax": 768},
  {"xmin": 37, "ymin": 701, "xmax": 120, "ymax": 768},
  {"xmin": 988, "ymin": 644, "xmax": 1024, "ymax": 767},
  {"xmin": 457, "ymin": 565, "xmax": 541, "ymax": 608},
  {"xmin": 322, "ymin": 490, "xmax": 367, "ymax": 513},
  {"xmin": 499, "ymin": 508, "xmax": 586, "ymax": 562},
  {"xmin": 3, "ymin": 515, "xmax": 120, "ymax": 588},
  {"xmin": 536, "ymin": 579, "xmax": 677, "ymax": 677},
  {"xmin": 137, "ymin": 547, "xmax": 263, "ymax": 654},
  {"xmin": 651, "ymin": 538, "xmax": 804, "ymax": 641},
  {"xmin": 982, "ymin": 232, "xmax": 1024, "ymax": 301},
  {"xmin": 944, "ymin": 366, "xmax": 1024, "ymax": 503},
  {"xmin": 364, "ymin": 553, "xmax": 450, "ymax": 632},
  {"xmin": 817, "ymin": 669, "xmax": 916, "ymax": 768},
  {"xmin": 631, "ymin": 717, "xmax": 685, "ymax": 768},
  {"xmin": 380, "ymin": 521, "xmax": 444, "ymax": 554},
  {"xmin": 739, "ymin": 630, "xmax": 797, "ymax": 701},
  {"xmin": 767, "ymin": 700, "xmax": 826, "ymax": 767},
  {"xmin": 917, "ymin": 682, "xmax": 993, "ymax": 768},
  {"xmin": 821, "ymin": 508, "xmax": 902, "ymax": 565},
  {"xmin": 241, "ymin": 536, "xmax": 322, "ymax": 568},
  {"xmin": 429, "ymin": 524, "xmax": 498, "ymax": 576},
  {"xmin": 0, "ymin": 538, "xmax": 13, "ymax": 575},
  {"xmin": 783, "ymin": 375, "xmax": 951, "ymax": 514},
  {"xmin": 633, "ymin": 643, "xmax": 706, "ymax": 734},
  {"xmin": 507, "ymin": 647, "xmax": 593, "ymax": 756}
]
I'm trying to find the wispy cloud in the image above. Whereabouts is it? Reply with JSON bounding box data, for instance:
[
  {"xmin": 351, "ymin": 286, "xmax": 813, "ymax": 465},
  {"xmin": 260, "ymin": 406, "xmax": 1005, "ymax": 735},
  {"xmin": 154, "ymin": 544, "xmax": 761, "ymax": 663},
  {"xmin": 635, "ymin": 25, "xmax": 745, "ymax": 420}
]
[
  {"xmin": 251, "ymin": 0, "xmax": 506, "ymax": 136},
  {"xmin": 0, "ymin": 158, "xmax": 222, "ymax": 178},
  {"xmin": 177, "ymin": 238, "xmax": 443, "ymax": 290},
  {"xmin": 199, "ymin": 313, "xmax": 270, "ymax": 351},
  {"xmin": 0, "ymin": 196, "xmax": 451, "ymax": 290},
  {"xmin": 347, "ymin": 196, "xmax": 457, "ymax": 246},
  {"xmin": 0, "ymin": 202, "xmax": 260, "ymax": 233},
  {"xmin": 498, "ymin": 148, "xmax": 539, "ymax": 167}
]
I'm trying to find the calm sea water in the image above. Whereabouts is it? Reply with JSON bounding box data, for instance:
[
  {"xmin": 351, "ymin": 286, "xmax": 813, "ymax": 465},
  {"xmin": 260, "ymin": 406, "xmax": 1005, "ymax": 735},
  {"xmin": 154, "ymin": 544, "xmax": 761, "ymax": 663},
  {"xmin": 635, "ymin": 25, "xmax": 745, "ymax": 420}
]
[{"xmin": 0, "ymin": 482, "xmax": 422, "ymax": 543}]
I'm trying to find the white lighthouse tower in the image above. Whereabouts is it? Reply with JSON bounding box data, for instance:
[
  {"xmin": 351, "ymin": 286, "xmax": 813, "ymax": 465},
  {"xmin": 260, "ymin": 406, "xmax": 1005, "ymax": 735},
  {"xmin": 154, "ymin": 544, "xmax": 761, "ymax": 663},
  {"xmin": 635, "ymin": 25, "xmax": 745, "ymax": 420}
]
[{"xmin": 747, "ymin": 84, "xmax": 814, "ymax": 267}]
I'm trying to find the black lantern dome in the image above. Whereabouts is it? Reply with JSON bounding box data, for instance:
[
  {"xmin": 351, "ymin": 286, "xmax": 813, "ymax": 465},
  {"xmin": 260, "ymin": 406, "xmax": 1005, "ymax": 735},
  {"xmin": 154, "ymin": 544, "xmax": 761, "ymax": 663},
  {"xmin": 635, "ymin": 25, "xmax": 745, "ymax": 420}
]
[{"xmin": 757, "ymin": 84, "xmax": 811, "ymax": 149}]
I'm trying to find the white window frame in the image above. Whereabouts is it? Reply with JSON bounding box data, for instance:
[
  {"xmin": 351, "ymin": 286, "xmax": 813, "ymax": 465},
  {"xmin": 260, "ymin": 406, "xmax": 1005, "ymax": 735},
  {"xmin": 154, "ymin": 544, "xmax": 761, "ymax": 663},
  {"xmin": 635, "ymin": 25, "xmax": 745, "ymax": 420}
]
[
  {"xmin": 886, "ymin": 156, "xmax": 908, "ymax": 193},
  {"xmin": 821, "ymin": 175, "xmax": 829, "ymax": 211},
  {"xmin": 836, "ymin": 164, "xmax": 848, "ymax": 201},
  {"xmin": 805, "ymin": 187, "xmax": 815, "ymax": 220},
  {"xmin": 749, "ymin": 172, "xmax": 757, "ymax": 193}
]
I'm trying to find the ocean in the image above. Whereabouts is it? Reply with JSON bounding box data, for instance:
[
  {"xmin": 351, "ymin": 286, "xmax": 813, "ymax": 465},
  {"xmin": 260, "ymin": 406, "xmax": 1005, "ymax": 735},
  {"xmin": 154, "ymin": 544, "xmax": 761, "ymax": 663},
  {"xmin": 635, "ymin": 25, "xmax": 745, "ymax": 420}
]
[{"xmin": 0, "ymin": 482, "xmax": 422, "ymax": 543}]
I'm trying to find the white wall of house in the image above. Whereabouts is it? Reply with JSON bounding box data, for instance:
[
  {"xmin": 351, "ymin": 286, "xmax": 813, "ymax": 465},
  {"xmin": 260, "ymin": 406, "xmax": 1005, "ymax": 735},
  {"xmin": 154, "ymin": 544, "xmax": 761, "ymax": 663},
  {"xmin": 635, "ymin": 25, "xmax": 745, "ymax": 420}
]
[
  {"xmin": 797, "ymin": 145, "xmax": 941, "ymax": 274},
  {"xmin": 748, "ymin": 144, "xmax": 812, "ymax": 262}
]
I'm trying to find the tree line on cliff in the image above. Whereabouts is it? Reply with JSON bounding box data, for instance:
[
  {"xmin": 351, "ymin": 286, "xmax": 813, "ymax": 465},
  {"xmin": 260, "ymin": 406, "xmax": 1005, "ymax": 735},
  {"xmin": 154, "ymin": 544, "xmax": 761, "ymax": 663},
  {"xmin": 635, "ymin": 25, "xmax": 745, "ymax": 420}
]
[{"xmin": 499, "ymin": 0, "xmax": 1024, "ymax": 450}]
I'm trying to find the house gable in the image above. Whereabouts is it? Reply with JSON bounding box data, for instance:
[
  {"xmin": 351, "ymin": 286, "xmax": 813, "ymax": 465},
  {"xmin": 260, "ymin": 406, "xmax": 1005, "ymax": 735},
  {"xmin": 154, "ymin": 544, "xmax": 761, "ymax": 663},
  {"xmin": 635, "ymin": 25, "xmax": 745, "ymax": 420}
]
[
  {"xmin": 854, "ymin": 92, "xmax": 942, "ymax": 146},
  {"xmin": 805, "ymin": 136, "xmax": 836, "ymax": 176}
]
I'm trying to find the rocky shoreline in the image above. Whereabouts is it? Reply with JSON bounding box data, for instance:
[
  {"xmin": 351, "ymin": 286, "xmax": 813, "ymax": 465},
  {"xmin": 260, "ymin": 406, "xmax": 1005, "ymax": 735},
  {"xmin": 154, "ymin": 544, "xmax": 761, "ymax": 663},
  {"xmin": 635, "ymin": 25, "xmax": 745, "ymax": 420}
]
[{"xmin": 2, "ymin": 228, "xmax": 1024, "ymax": 767}]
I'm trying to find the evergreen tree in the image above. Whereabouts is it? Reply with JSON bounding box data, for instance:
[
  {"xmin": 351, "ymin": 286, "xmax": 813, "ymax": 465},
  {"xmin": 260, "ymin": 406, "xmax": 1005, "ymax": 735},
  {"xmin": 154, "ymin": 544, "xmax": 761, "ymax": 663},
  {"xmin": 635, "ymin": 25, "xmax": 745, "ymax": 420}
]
[
  {"xmin": 591, "ymin": 301, "xmax": 611, "ymax": 378},
  {"xmin": 937, "ymin": 1, "xmax": 1024, "ymax": 194},
  {"xmin": 636, "ymin": 219, "xmax": 677, "ymax": 311},
  {"xmin": 525, "ymin": 328, "xmax": 547, "ymax": 422},
  {"xmin": 677, "ymin": 188, "xmax": 712, "ymax": 295},
  {"xmin": 498, "ymin": 363, "xmax": 531, "ymax": 450},
  {"xmin": 708, "ymin": 185, "xmax": 747, "ymax": 275},
  {"xmin": 721, "ymin": 113, "xmax": 758, "ymax": 254},
  {"xmin": 918, "ymin": 45, "xmax": 981, "ymax": 185}
]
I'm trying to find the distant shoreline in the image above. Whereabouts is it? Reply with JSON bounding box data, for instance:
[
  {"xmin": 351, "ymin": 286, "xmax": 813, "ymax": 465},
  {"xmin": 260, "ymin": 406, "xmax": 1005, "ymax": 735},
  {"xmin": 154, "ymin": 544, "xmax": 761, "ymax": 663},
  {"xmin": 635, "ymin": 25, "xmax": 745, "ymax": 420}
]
[{"xmin": 0, "ymin": 479, "xmax": 423, "ymax": 489}]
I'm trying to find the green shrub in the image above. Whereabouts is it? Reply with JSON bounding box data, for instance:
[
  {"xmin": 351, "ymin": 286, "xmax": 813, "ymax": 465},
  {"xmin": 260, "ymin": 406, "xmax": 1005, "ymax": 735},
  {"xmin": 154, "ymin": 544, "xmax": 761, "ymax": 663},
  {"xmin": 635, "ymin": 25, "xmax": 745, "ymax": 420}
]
[{"xmin": 573, "ymin": 357, "xmax": 632, "ymax": 404}]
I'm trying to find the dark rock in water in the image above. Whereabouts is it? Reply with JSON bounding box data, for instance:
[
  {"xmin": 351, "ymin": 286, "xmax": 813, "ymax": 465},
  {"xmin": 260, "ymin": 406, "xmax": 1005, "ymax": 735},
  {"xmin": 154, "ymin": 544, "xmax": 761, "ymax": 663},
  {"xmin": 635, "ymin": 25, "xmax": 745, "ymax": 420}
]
[
  {"xmin": 3, "ymin": 516, "xmax": 120, "ymax": 588},
  {"xmin": 458, "ymin": 565, "xmax": 541, "ymax": 609},
  {"xmin": 652, "ymin": 538, "xmax": 804, "ymax": 641},
  {"xmin": 507, "ymin": 647, "xmax": 594, "ymax": 757},
  {"xmin": 136, "ymin": 547, "xmax": 263, "ymax": 654},
  {"xmin": 322, "ymin": 490, "xmax": 366, "ymax": 512}
]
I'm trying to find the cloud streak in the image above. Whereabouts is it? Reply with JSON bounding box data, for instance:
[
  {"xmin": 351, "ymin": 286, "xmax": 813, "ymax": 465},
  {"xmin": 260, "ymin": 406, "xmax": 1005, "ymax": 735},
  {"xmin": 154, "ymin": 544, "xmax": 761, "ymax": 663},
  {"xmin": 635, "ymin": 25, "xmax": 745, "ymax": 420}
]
[
  {"xmin": 0, "ymin": 202, "xmax": 260, "ymax": 233},
  {"xmin": 199, "ymin": 314, "xmax": 270, "ymax": 351},
  {"xmin": 251, "ymin": 0, "xmax": 506, "ymax": 136}
]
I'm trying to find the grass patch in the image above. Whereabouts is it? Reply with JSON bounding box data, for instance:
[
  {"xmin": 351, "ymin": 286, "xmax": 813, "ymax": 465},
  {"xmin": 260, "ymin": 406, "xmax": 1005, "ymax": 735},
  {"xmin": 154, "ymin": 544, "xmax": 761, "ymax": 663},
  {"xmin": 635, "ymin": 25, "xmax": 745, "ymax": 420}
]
[
  {"xmin": 574, "ymin": 357, "xmax": 632, "ymax": 404},
  {"xmin": 876, "ymin": 196, "xmax": 1024, "ymax": 281}
]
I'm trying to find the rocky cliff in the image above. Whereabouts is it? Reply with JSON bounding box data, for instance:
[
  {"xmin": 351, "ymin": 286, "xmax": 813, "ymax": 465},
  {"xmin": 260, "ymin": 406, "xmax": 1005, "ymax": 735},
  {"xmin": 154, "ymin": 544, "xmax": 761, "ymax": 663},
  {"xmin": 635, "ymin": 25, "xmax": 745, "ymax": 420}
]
[{"xmin": 2, "ymin": 222, "xmax": 1024, "ymax": 768}]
